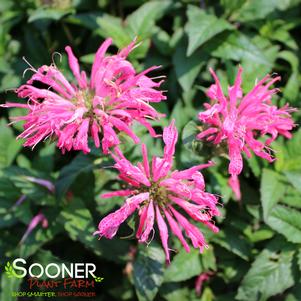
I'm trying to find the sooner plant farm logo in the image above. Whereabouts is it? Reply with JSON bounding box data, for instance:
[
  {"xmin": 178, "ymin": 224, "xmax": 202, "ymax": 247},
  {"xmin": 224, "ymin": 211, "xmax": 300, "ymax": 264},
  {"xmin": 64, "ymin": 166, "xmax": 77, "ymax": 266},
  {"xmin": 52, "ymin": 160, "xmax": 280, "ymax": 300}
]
[{"xmin": 3, "ymin": 258, "xmax": 104, "ymax": 298}]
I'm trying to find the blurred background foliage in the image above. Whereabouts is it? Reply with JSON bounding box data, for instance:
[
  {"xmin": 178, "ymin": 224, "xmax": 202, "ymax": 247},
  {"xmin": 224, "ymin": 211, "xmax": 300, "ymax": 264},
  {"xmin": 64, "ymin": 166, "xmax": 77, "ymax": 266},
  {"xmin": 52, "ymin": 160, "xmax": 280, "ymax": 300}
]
[{"xmin": 1, "ymin": 0, "xmax": 301, "ymax": 300}]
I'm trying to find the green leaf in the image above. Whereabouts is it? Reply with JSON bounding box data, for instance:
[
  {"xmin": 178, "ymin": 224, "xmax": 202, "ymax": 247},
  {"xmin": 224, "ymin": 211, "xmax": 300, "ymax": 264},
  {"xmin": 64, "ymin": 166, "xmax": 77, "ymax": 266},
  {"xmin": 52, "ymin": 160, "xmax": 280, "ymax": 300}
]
[
  {"xmin": 212, "ymin": 32, "xmax": 272, "ymax": 67},
  {"xmin": 133, "ymin": 244, "xmax": 165, "ymax": 301},
  {"xmin": 260, "ymin": 169, "xmax": 286, "ymax": 221},
  {"xmin": 283, "ymin": 72, "xmax": 300, "ymax": 103},
  {"xmin": 164, "ymin": 248, "xmax": 202, "ymax": 282},
  {"xmin": 28, "ymin": 8, "xmax": 73, "ymax": 22},
  {"xmin": 152, "ymin": 28, "xmax": 172, "ymax": 56},
  {"xmin": 182, "ymin": 121, "xmax": 202, "ymax": 152},
  {"xmin": 236, "ymin": 246, "xmax": 295, "ymax": 301},
  {"xmin": 126, "ymin": 0, "xmax": 172, "ymax": 37},
  {"xmin": 260, "ymin": 23, "xmax": 298, "ymax": 51},
  {"xmin": 96, "ymin": 15, "xmax": 133, "ymax": 49},
  {"xmin": 220, "ymin": 0, "xmax": 245, "ymax": 15},
  {"xmin": 173, "ymin": 39, "xmax": 207, "ymax": 92},
  {"xmin": 211, "ymin": 227, "xmax": 251, "ymax": 260},
  {"xmin": 284, "ymin": 171, "xmax": 301, "ymax": 194},
  {"xmin": 160, "ymin": 283, "xmax": 189, "ymax": 301},
  {"xmin": 274, "ymin": 129, "xmax": 301, "ymax": 172},
  {"xmin": 246, "ymin": 154, "xmax": 261, "ymax": 177},
  {"xmin": 60, "ymin": 198, "xmax": 129, "ymax": 262},
  {"xmin": 19, "ymin": 209, "xmax": 62, "ymax": 258},
  {"xmin": 200, "ymin": 287, "xmax": 214, "ymax": 301},
  {"xmin": 0, "ymin": 273, "xmax": 22, "ymax": 301},
  {"xmin": 65, "ymin": 12, "xmax": 102, "ymax": 30},
  {"xmin": 33, "ymin": 143, "xmax": 56, "ymax": 173},
  {"xmin": 231, "ymin": 0, "xmax": 280, "ymax": 22},
  {"xmin": 245, "ymin": 228, "xmax": 275, "ymax": 243},
  {"xmin": 185, "ymin": 5, "xmax": 233, "ymax": 56},
  {"xmin": 282, "ymin": 186, "xmax": 301, "ymax": 209},
  {"xmin": 55, "ymin": 154, "xmax": 94, "ymax": 199},
  {"xmin": 266, "ymin": 205, "xmax": 301, "ymax": 243},
  {"xmin": 170, "ymin": 101, "xmax": 195, "ymax": 130},
  {"xmin": 277, "ymin": 50, "xmax": 299, "ymax": 72},
  {"xmin": 0, "ymin": 119, "xmax": 22, "ymax": 168},
  {"xmin": 200, "ymin": 247, "xmax": 217, "ymax": 271}
]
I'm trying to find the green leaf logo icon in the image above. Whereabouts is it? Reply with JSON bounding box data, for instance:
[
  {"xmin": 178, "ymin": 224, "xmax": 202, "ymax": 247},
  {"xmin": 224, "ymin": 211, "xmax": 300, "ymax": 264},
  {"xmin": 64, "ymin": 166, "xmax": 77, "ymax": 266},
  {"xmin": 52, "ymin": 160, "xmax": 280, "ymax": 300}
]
[
  {"xmin": 5, "ymin": 262, "xmax": 23, "ymax": 279},
  {"xmin": 93, "ymin": 276, "xmax": 104, "ymax": 283}
]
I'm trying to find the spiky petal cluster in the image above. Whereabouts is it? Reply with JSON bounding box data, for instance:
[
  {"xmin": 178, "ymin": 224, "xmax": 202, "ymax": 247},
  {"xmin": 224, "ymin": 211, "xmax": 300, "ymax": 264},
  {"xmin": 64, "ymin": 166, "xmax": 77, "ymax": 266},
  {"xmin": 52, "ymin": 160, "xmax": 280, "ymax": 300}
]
[
  {"xmin": 94, "ymin": 121, "xmax": 220, "ymax": 263},
  {"xmin": 2, "ymin": 38, "xmax": 165, "ymax": 154},
  {"xmin": 197, "ymin": 67, "xmax": 295, "ymax": 199}
]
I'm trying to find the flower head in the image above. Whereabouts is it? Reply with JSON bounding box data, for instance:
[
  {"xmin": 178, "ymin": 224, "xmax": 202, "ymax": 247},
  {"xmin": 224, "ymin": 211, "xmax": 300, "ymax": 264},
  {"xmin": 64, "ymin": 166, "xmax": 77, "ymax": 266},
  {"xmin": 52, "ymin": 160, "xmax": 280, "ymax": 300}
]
[
  {"xmin": 2, "ymin": 38, "xmax": 165, "ymax": 154},
  {"xmin": 94, "ymin": 121, "xmax": 220, "ymax": 263},
  {"xmin": 197, "ymin": 67, "xmax": 295, "ymax": 199}
]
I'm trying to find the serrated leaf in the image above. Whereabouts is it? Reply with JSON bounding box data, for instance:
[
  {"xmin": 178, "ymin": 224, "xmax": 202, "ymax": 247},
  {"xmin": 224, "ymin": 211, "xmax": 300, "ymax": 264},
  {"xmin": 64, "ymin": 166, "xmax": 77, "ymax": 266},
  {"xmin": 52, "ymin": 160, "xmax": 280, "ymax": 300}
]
[
  {"xmin": 220, "ymin": 0, "xmax": 245, "ymax": 15},
  {"xmin": 282, "ymin": 186, "xmax": 301, "ymax": 209},
  {"xmin": 232, "ymin": 0, "xmax": 282, "ymax": 22},
  {"xmin": 236, "ymin": 247, "xmax": 295, "ymax": 301},
  {"xmin": 133, "ymin": 244, "xmax": 165, "ymax": 301},
  {"xmin": 185, "ymin": 5, "xmax": 233, "ymax": 56},
  {"xmin": 212, "ymin": 32, "xmax": 272, "ymax": 67},
  {"xmin": 266, "ymin": 205, "xmax": 301, "ymax": 243}
]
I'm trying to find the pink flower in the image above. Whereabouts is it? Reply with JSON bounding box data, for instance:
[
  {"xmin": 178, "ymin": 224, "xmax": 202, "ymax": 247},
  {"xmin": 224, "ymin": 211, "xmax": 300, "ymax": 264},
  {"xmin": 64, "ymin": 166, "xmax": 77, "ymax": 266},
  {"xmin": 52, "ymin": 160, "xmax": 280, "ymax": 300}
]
[
  {"xmin": 94, "ymin": 121, "xmax": 220, "ymax": 263},
  {"xmin": 197, "ymin": 67, "xmax": 295, "ymax": 199},
  {"xmin": 2, "ymin": 38, "xmax": 165, "ymax": 154}
]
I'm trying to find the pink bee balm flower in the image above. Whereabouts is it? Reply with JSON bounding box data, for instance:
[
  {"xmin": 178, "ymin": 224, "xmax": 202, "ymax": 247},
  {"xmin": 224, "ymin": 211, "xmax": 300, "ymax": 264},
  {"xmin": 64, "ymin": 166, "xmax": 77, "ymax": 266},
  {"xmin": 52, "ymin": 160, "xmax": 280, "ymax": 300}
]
[
  {"xmin": 2, "ymin": 38, "xmax": 165, "ymax": 154},
  {"xmin": 94, "ymin": 121, "xmax": 220, "ymax": 263},
  {"xmin": 197, "ymin": 67, "xmax": 295, "ymax": 199}
]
